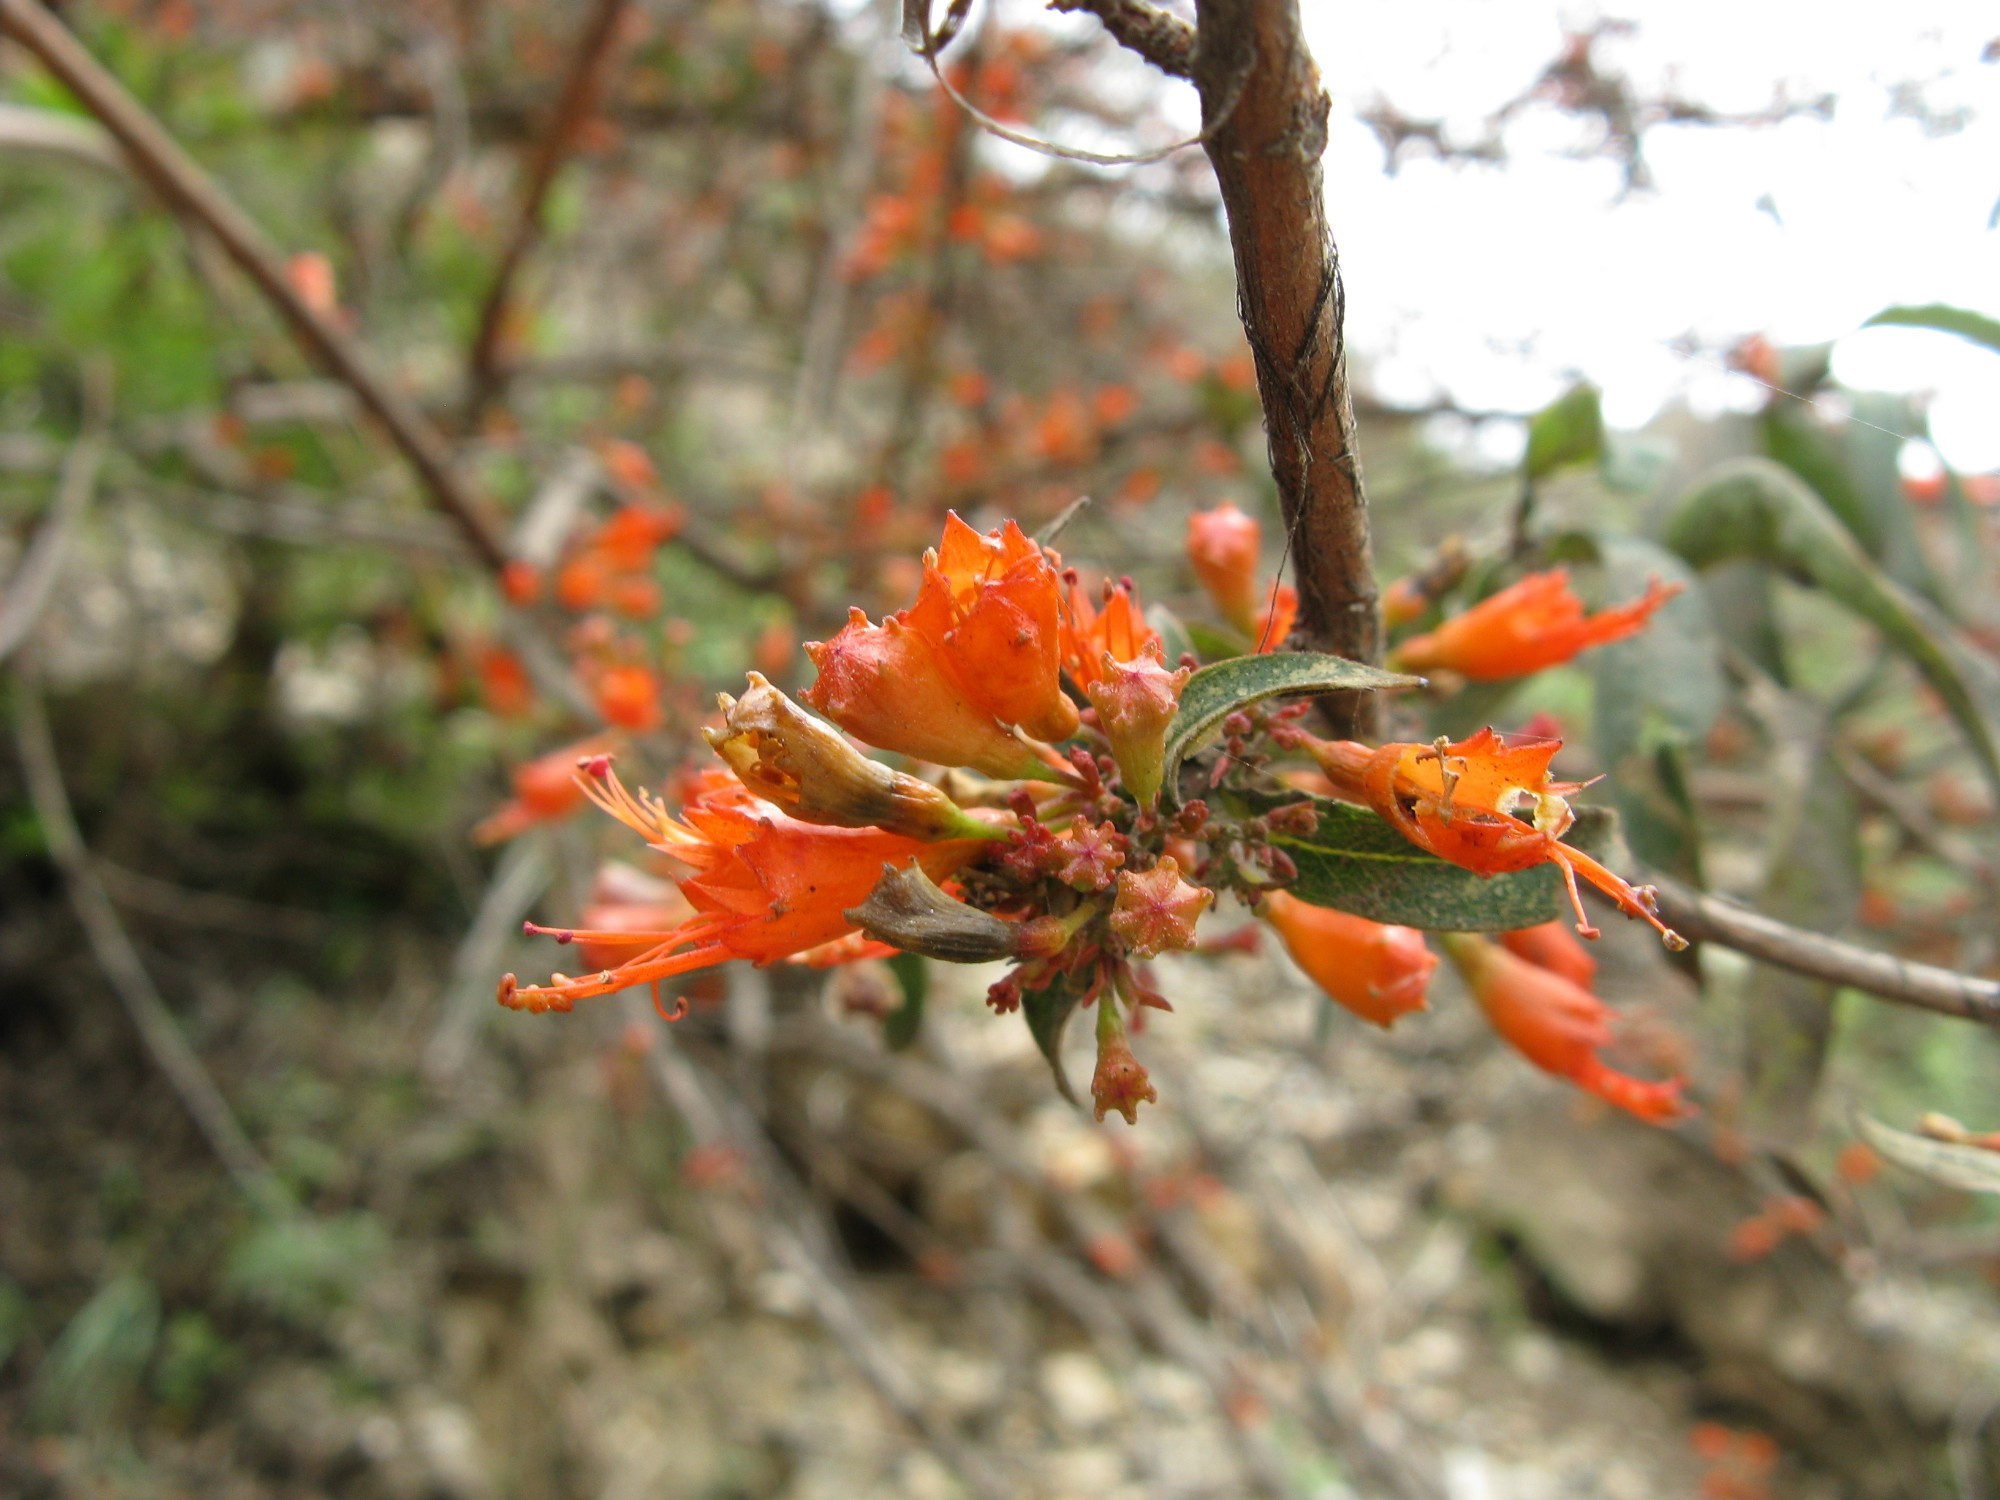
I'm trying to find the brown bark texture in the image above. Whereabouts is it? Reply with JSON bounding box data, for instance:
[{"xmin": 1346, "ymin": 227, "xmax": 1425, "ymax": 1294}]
[{"xmin": 1193, "ymin": 0, "xmax": 1381, "ymax": 733}]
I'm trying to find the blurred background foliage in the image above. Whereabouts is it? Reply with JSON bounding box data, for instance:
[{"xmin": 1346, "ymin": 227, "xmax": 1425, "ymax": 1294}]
[{"xmin": 3, "ymin": 2, "xmax": 2000, "ymax": 1497}]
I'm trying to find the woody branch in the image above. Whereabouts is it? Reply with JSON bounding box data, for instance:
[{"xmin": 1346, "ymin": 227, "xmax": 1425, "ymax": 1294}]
[{"xmin": 1189, "ymin": 0, "xmax": 1380, "ymax": 737}]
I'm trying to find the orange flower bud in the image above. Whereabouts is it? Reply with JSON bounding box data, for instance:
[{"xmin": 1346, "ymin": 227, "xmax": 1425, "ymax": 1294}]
[
  {"xmin": 705, "ymin": 674, "xmax": 1002, "ymax": 842},
  {"xmin": 1187, "ymin": 502, "xmax": 1263, "ymax": 635},
  {"xmin": 1261, "ymin": 890, "xmax": 1435, "ymax": 1028},
  {"xmin": 1110, "ymin": 857, "xmax": 1213, "ymax": 957},
  {"xmin": 595, "ymin": 663, "xmax": 663, "ymax": 730},
  {"xmin": 472, "ymin": 735, "xmax": 619, "ymax": 845},
  {"xmin": 1392, "ymin": 569, "xmax": 1682, "ymax": 681},
  {"xmin": 1092, "ymin": 1000, "xmax": 1157, "ymax": 1125},
  {"xmin": 1440, "ymin": 933, "xmax": 1687, "ymax": 1123},
  {"xmin": 1086, "ymin": 652, "xmax": 1191, "ymax": 807},
  {"xmin": 1500, "ymin": 920, "xmax": 1599, "ymax": 990}
]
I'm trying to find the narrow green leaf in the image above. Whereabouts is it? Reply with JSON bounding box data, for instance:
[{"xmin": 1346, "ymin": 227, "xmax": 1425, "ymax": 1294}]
[
  {"xmin": 1865, "ymin": 303, "xmax": 2000, "ymax": 359},
  {"xmin": 1267, "ymin": 796, "xmax": 1617, "ymax": 932},
  {"xmin": 1663, "ymin": 458, "xmax": 2000, "ymax": 798},
  {"xmin": 1162, "ymin": 653, "xmax": 1420, "ymax": 805},
  {"xmin": 1020, "ymin": 973, "xmax": 1084, "ymax": 1104},
  {"xmin": 1525, "ymin": 383, "xmax": 1604, "ymax": 481},
  {"xmin": 883, "ymin": 951, "xmax": 928, "ymax": 1051},
  {"xmin": 1856, "ymin": 1114, "xmax": 2000, "ymax": 1195}
]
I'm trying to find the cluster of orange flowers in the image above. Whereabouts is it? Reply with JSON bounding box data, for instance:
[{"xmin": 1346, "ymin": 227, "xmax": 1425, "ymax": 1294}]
[{"xmin": 494, "ymin": 506, "xmax": 1687, "ymax": 1125}]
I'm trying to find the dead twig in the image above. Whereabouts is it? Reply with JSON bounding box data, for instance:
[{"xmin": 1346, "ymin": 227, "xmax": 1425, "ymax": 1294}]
[
  {"xmin": 1651, "ymin": 876, "xmax": 2000, "ymax": 1027},
  {"xmin": 424, "ymin": 836, "xmax": 556, "ymax": 1083},
  {"xmin": 11, "ymin": 674, "xmax": 291, "ymax": 1217},
  {"xmin": 461, "ymin": 0, "xmax": 633, "ymax": 425},
  {"xmin": 0, "ymin": 368, "xmax": 107, "ymax": 665},
  {"xmin": 1047, "ymin": 0, "xmax": 1196, "ymax": 77},
  {"xmin": 629, "ymin": 1000, "xmax": 1014, "ymax": 1500},
  {"xmin": 0, "ymin": 0, "xmax": 511, "ymax": 571}
]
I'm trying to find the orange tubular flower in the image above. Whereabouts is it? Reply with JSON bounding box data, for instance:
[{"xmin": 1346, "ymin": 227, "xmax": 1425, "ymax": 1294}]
[
  {"xmin": 1187, "ymin": 502, "xmax": 1262, "ymax": 635},
  {"xmin": 498, "ymin": 767, "xmax": 992, "ymax": 1014},
  {"xmin": 905, "ymin": 515, "xmax": 1080, "ymax": 743},
  {"xmin": 1391, "ymin": 569, "xmax": 1682, "ymax": 681},
  {"xmin": 804, "ymin": 515, "xmax": 1074, "ymax": 778},
  {"xmin": 1440, "ymin": 933, "xmax": 1687, "ymax": 1123},
  {"xmin": 1293, "ymin": 726, "xmax": 1686, "ymax": 949},
  {"xmin": 1061, "ymin": 575, "xmax": 1160, "ymax": 692},
  {"xmin": 1501, "ymin": 920, "xmax": 1599, "ymax": 990},
  {"xmin": 1186, "ymin": 502, "xmax": 1296, "ymax": 650},
  {"xmin": 1261, "ymin": 890, "xmax": 1436, "ymax": 1028},
  {"xmin": 473, "ymin": 735, "xmax": 620, "ymax": 845}
]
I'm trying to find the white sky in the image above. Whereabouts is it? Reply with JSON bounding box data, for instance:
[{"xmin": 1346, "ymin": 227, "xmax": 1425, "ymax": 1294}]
[{"xmin": 973, "ymin": 0, "xmax": 2000, "ymax": 471}]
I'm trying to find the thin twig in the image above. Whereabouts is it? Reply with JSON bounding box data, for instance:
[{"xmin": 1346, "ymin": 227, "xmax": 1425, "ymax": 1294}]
[
  {"xmin": 423, "ymin": 835, "xmax": 556, "ymax": 1082},
  {"xmin": 0, "ymin": 0, "xmax": 511, "ymax": 571},
  {"xmin": 1651, "ymin": 876, "xmax": 2000, "ymax": 1027},
  {"xmin": 629, "ymin": 1001, "xmax": 1013, "ymax": 1500},
  {"xmin": 789, "ymin": 0, "xmax": 896, "ymax": 429},
  {"xmin": 1047, "ymin": 0, "xmax": 1196, "ymax": 77},
  {"xmin": 0, "ymin": 368, "xmax": 107, "ymax": 665},
  {"xmin": 92, "ymin": 858, "xmax": 331, "ymax": 943},
  {"xmin": 11, "ymin": 674, "xmax": 291, "ymax": 1217},
  {"xmin": 461, "ymin": 0, "xmax": 632, "ymax": 425}
]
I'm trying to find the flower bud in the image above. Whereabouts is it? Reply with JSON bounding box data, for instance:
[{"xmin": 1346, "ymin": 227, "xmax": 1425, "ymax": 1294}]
[
  {"xmin": 1109, "ymin": 857, "xmax": 1213, "ymax": 957},
  {"xmin": 1261, "ymin": 890, "xmax": 1434, "ymax": 1028},
  {"xmin": 845, "ymin": 861, "xmax": 1024, "ymax": 963},
  {"xmin": 1186, "ymin": 502, "xmax": 1263, "ymax": 636},
  {"xmin": 705, "ymin": 673, "xmax": 999, "ymax": 842},
  {"xmin": 1085, "ymin": 651, "xmax": 1190, "ymax": 808},
  {"xmin": 1091, "ymin": 1000, "xmax": 1157, "ymax": 1125}
]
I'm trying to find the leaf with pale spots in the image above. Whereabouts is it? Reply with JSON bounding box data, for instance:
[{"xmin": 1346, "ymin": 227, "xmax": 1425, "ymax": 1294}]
[
  {"xmin": 1265, "ymin": 797, "xmax": 1617, "ymax": 932},
  {"xmin": 1161, "ymin": 652, "xmax": 1419, "ymax": 806}
]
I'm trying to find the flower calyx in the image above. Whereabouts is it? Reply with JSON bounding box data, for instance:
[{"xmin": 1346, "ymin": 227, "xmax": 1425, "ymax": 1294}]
[
  {"xmin": 705, "ymin": 673, "xmax": 999, "ymax": 842},
  {"xmin": 1085, "ymin": 649, "xmax": 1191, "ymax": 809}
]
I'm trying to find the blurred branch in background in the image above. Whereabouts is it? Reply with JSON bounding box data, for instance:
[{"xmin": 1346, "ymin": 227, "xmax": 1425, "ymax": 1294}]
[
  {"xmin": 11, "ymin": 675, "xmax": 291, "ymax": 1219},
  {"xmin": 0, "ymin": 0, "xmax": 513, "ymax": 571},
  {"xmin": 460, "ymin": 0, "xmax": 634, "ymax": 427}
]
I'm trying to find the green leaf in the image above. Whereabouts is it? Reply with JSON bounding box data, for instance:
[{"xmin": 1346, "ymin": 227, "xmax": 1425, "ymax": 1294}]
[
  {"xmin": 1582, "ymin": 535, "xmax": 1722, "ymax": 882},
  {"xmin": 1162, "ymin": 652, "xmax": 1419, "ymax": 805},
  {"xmin": 34, "ymin": 1273, "xmax": 160, "ymax": 1430},
  {"xmin": 1267, "ymin": 796, "xmax": 1616, "ymax": 932},
  {"xmin": 883, "ymin": 951, "xmax": 928, "ymax": 1052},
  {"xmin": 1525, "ymin": 383, "xmax": 1604, "ymax": 481},
  {"xmin": 1020, "ymin": 972, "xmax": 1085, "ymax": 1104},
  {"xmin": 1663, "ymin": 458, "xmax": 2000, "ymax": 799},
  {"xmin": 1856, "ymin": 1114, "xmax": 2000, "ymax": 1195},
  {"xmin": 1144, "ymin": 603, "xmax": 1196, "ymax": 669},
  {"xmin": 1761, "ymin": 399, "xmax": 1943, "ymax": 606},
  {"xmin": 1865, "ymin": 303, "xmax": 2000, "ymax": 358},
  {"xmin": 1742, "ymin": 742, "xmax": 1860, "ymax": 1148},
  {"xmin": 1183, "ymin": 619, "xmax": 1253, "ymax": 662}
]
